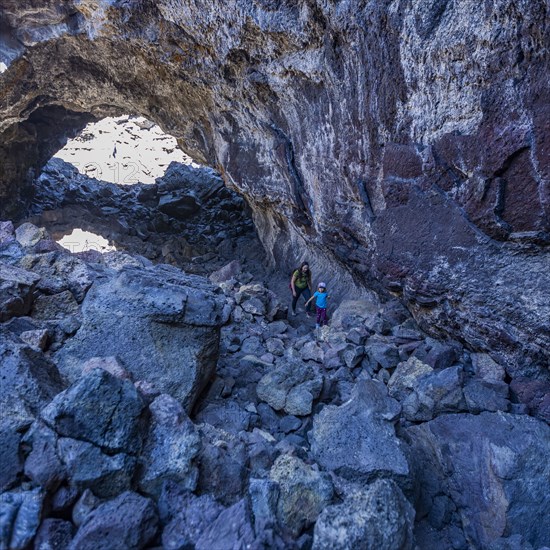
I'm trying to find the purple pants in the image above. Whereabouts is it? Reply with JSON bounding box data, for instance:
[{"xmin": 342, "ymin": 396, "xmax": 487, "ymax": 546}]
[{"xmin": 316, "ymin": 306, "xmax": 327, "ymax": 325}]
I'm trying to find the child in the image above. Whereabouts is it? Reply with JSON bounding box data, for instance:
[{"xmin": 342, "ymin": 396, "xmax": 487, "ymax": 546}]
[{"xmin": 306, "ymin": 282, "xmax": 330, "ymax": 328}]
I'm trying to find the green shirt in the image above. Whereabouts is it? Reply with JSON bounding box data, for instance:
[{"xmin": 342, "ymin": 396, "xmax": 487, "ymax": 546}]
[{"xmin": 293, "ymin": 270, "xmax": 310, "ymax": 289}]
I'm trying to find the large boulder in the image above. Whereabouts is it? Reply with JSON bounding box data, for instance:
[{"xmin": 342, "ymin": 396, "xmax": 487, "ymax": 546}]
[
  {"xmin": 54, "ymin": 264, "xmax": 227, "ymax": 411},
  {"xmin": 407, "ymin": 412, "xmax": 550, "ymax": 549},
  {"xmin": 310, "ymin": 380, "xmax": 409, "ymax": 485},
  {"xmin": 313, "ymin": 479, "xmax": 415, "ymax": 550},
  {"xmin": 40, "ymin": 368, "xmax": 147, "ymax": 455}
]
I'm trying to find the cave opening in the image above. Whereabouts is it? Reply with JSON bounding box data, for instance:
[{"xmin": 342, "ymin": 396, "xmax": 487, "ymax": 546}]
[{"xmin": 22, "ymin": 114, "xmax": 264, "ymax": 275}]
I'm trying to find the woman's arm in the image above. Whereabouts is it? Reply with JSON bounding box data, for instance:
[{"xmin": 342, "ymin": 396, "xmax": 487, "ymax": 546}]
[{"xmin": 291, "ymin": 272, "xmax": 297, "ymax": 296}]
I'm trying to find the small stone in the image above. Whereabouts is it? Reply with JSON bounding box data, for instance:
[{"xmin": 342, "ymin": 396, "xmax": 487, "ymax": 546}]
[{"xmin": 19, "ymin": 329, "xmax": 49, "ymax": 351}]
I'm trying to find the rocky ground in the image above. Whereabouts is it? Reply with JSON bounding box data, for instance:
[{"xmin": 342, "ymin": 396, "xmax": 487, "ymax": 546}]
[{"xmin": 1, "ymin": 201, "xmax": 549, "ymax": 549}]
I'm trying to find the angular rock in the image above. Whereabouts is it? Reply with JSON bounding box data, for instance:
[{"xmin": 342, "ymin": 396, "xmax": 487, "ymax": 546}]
[
  {"xmin": 161, "ymin": 490, "xmax": 223, "ymax": 550},
  {"xmin": 70, "ymin": 491, "xmax": 158, "ymax": 550},
  {"xmin": 195, "ymin": 499, "xmax": 257, "ymax": 550},
  {"xmin": 248, "ymin": 478, "xmax": 280, "ymax": 530},
  {"xmin": 313, "ymin": 479, "xmax": 415, "ymax": 550},
  {"xmin": 388, "ymin": 356, "xmax": 434, "ymax": 403},
  {"xmin": 510, "ymin": 378, "xmax": 550, "ymax": 423},
  {"xmin": 464, "ymin": 379, "xmax": 510, "ymax": 414},
  {"xmin": 209, "ymin": 260, "xmax": 242, "ymax": 284},
  {"xmin": 57, "ymin": 437, "xmax": 137, "ymax": 498},
  {"xmin": 15, "ymin": 223, "xmax": 47, "ymax": 247},
  {"xmin": 55, "ymin": 265, "xmax": 226, "ymax": 411},
  {"xmin": 0, "ymin": 221, "xmax": 15, "ymax": 244},
  {"xmin": 23, "ymin": 422, "xmax": 66, "ymax": 491},
  {"xmin": 19, "ymin": 328, "xmax": 49, "ymax": 351},
  {"xmin": 0, "ymin": 330, "xmax": 64, "ymax": 431},
  {"xmin": 310, "ymin": 380, "xmax": 409, "ymax": 484},
  {"xmin": 31, "ymin": 290, "xmax": 80, "ymax": 320},
  {"xmin": 19, "ymin": 253, "xmax": 93, "ymax": 302},
  {"xmin": 407, "ymin": 412, "xmax": 550, "ymax": 549},
  {"xmin": 257, "ymin": 358, "xmax": 323, "ymax": 416},
  {"xmin": 196, "ymin": 424, "xmax": 248, "ymax": 506},
  {"xmin": 0, "ymin": 263, "xmax": 40, "ymax": 321},
  {"xmin": 331, "ymin": 298, "xmax": 380, "ymax": 331},
  {"xmin": 41, "ymin": 369, "xmax": 147, "ymax": 455},
  {"xmin": 0, "ymin": 428, "xmax": 23, "ymax": 492},
  {"xmin": 301, "ymin": 341, "xmax": 324, "ymax": 363},
  {"xmin": 471, "ymin": 353, "xmax": 506, "ymax": 382},
  {"xmin": 270, "ymin": 454, "xmax": 333, "ymax": 537},
  {"xmin": 365, "ymin": 341, "xmax": 400, "ymax": 370},
  {"xmin": 401, "ymin": 365, "xmax": 466, "ymax": 421},
  {"xmin": 139, "ymin": 394, "xmax": 200, "ymax": 498},
  {"xmin": 72, "ymin": 489, "xmax": 100, "ymax": 528}
]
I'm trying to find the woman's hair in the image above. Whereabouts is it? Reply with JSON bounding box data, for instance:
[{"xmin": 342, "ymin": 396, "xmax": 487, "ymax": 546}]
[{"xmin": 296, "ymin": 262, "xmax": 311, "ymax": 280}]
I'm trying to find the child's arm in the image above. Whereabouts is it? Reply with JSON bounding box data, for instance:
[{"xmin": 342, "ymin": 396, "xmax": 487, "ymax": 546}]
[{"xmin": 305, "ymin": 295, "xmax": 315, "ymax": 306}]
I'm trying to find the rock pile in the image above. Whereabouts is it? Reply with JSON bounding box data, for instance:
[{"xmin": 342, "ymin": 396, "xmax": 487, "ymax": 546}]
[
  {"xmin": 28, "ymin": 158, "xmax": 260, "ymax": 276},
  {"xmin": 1, "ymin": 221, "xmax": 549, "ymax": 549}
]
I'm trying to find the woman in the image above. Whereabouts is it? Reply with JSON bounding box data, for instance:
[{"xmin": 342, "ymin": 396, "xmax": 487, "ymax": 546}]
[{"xmin": 290, "ymin": 262, "xmax": 313, "ymax": 316}]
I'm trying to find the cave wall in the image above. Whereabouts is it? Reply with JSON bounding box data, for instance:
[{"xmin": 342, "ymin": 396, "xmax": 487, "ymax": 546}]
[{"xmin": 0, "ymin": 0, "xmax": 548, "ymax": 373}]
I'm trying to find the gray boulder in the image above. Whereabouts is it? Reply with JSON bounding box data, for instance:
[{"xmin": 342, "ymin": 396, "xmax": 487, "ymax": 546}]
[
  {"xmin": 313, "ymin": 479, "xmax": 415, "ymax": 550},
  {"xmin": 270, "ymin": 454, "xmax": 333, "ymax": 537},
  {"xmin": 0, "ymin": 263, "xmax": 40, "ymax": 321},
  {"xmin": 407, "ymin": 412, "xmax": 550, "ymax": 549},
  {"xmin": 69, "ymin": 491, "xmax": 158, "ymax": 550},
  {"xmin": 55, "ymin": 265, "xmax": 226, "ymax": 411},
  {"xmin": 138, "ymin": 394, "xmax": 200, "ymax": 498},
  {"xmin": 389, "ymin": 357, "xmax": 467, "ymax": 421},
  {"xmin": 257, "ymin": 358, "xmax": 323, "ymax": 416},
  {"xmin": 0, "ymin": 329, "xmax": 64, "ymax": 431},
  {"xmin": 310, "ymin": 380, "xmax": 409, "ymax": 484},
  {"xmin": 41, "ymin": 369, "xmax": 147, "ymax": 455}
]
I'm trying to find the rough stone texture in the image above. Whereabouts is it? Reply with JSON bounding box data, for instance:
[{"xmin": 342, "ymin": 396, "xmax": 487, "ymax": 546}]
[
  {"xmin": 34, "ymin": 518, "xmax": 75, "ymax": 550},
  {"xmin": 406, "ymin": 412, "xmax": 550, "ymax": 550},
  {"xmin": 310, "ymin": 380, "xmax": 409, "ymax": 484},
  {"xmin": 0, "ymin": 328, "xmax": 64, "ymax": 432},
  {"xmin": 312, "ymin": 479, "xmax": 415, "ymax": 550},
  {"xmin": 0, "ymin": 262, "xmax": 40, "ymax": 321},
  {"xmin": 0, "ymin": 488, "xmax": 45, "ymax": 550},
  {"xmin": 40, "ymin": 368, "xmax": 147, "ymax": 455},
  {"xmin": 69, "ymin": 491, "xmax": 158, "ymax": 550},
  {"xmin": 138, "ymin": 394, "xmax": 200, "ymax": 498},
  {"xmin": 256, "ymin": 358, "xmax": 323, "ymax": 416},
  {"xmin": 54, "ymin": 264, "xmax": 226, "ymax": 411},
  {"xmin": 0, "ymin": 1, "xmax": 548, "ymax": 373},
  {"xmin": 269, "ymin": 454, "xmax": 333, "ymax": 537}
]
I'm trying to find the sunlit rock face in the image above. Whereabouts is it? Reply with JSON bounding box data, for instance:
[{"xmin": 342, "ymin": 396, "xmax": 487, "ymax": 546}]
[{"xmin": 0, "ymin": 1, "xmax": 548, "ymax": 373}]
